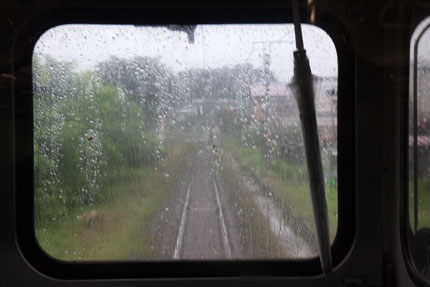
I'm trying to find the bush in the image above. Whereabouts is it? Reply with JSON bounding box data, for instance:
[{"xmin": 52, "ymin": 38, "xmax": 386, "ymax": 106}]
[{"xmin": 34, "ymin": 56, "xmax": 165, "ymax": 225}]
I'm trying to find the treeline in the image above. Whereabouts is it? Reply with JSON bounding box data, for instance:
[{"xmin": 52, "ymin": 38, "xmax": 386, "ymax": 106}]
[
  {"xmin": 34, "ymin": 54, "xmax": 271, "ymax": 225},
  {"xmin": 34, "ymin": 55, "xmax": 168, "ymax": 225},
  {"xmin": 178, "ymin": 64, "xmax": 275, "ymax": 101}
]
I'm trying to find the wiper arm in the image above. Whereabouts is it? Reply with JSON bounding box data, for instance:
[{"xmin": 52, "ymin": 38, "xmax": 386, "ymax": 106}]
[{"xmin": 291, "ymin": 0, "xmax": 332, "ymax": 274}]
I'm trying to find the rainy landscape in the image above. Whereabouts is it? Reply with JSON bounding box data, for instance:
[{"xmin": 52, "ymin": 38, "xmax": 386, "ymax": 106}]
[
  {"xmin": 409, "ymin": 37, "xmax": 430, "ymax": 232},
  {"xmin": 34, "ymin": 24, "xmax": 338, "ymax": 261}
]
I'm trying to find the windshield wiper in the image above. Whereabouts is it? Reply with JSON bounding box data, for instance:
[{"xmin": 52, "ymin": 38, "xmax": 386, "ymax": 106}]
[{"xmin": 291, "ymin": 0, "xmax": 332, "ymax": 274}]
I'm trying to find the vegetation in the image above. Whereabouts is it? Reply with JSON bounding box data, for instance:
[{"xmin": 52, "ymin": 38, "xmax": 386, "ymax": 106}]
[
  {"xmin": 220, "ymin": 134, "xmax": 338, "ymax": 242},
  {"xmin": 33, "ymin": 52, "xmax": 272, "ymax": 259},
  {"xmin": 213, "ymin": 102, "xmax": 338, "ymax": 241},
  {"xmin": 36, "ymin": 144, "xmax": 191, "ymax": 260},
  {"xmin": 33, "ymin": 54, "xmax": 178, "ymax": 260},
  {"xmin": 409, "ymin": 179, "xmax": 430, "ymax": 231},
  {"xmin": 34, "ymin": 55, "xmax": 167, "ymax": 227},
  {"xmin": 34, "ymin": 50, "xmax": 338, "ymax": 259}
]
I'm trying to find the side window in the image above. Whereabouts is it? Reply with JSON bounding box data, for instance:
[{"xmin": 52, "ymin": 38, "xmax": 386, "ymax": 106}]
[
  {"xmin": 33, "ymin": 24, "xmax": 338, "ymax": 262},
  {"xmin": 409, "ymin": 17, "xmax": 430, "ymax": 283}
]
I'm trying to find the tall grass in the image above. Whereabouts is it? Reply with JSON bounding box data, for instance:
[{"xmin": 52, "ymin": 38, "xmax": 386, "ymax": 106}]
[
  {"xmin": 36, "ymin": 144, "xmax": 191, "ymax": 261},
  {"xmin": 409, "ymin": 179, "xmax": 430, "ymax": 231},
  {"xmin": 221, "ymin": 136, "xmax": 338, "ymax": 241}
]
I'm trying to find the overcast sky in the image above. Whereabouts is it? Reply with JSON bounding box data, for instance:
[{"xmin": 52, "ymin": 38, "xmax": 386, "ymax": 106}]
[
  {"xmin": 34, "ymin": 24, "xmax": 338, "ymax": 82},
  {"xmin": 409, "ymin": 16, "xmax": 430, "ymax": 65},
  {"xmin": 418, "ymin": 26, "xmax": 430, "ymax": 63}
]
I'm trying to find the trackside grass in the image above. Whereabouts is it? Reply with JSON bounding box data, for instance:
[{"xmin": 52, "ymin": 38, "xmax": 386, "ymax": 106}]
[
  {"xmin": 36, "ymin": 144, "xmax": 191, "ymax": 261},
  {"xmin": 220, "ymin": 136, "xmax": 338, "ymax": 242}
]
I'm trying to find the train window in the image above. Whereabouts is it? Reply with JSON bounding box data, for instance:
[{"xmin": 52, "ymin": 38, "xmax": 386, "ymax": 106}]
[
  {"xmin": 409, "ymin": 17, "xmax": 430, "ymax": 283},
  {"xmin": 33, "ymin": 24, "xmax": 338, "ymax": 262}
]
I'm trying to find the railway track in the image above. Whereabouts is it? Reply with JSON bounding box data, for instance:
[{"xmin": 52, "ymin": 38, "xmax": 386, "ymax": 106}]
[{"xmin": 172, "ymin": 148, "xmax": 232, "ymax": 259}]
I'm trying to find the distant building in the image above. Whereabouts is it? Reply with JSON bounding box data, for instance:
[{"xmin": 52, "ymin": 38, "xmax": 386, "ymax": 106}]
[
  {"xmin": 249, "ymin": 84, "xmax": 294, "ymax": 122},
  {"xmin": 248, "ymin": 77, "xmax": 337, "ymax": 131},
  {"xmin": 248, "ymin": 79, "xmax": 338, "ymax": 175}
]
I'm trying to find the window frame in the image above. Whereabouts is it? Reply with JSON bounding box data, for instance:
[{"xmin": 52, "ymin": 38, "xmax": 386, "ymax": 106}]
[
  {"xmin": 404, "ymin": 16, "xmax": 430, "ymax": 287},
  {"xmin": 14, "ymin": 5, "xmax": 356, "ymax": 280}
]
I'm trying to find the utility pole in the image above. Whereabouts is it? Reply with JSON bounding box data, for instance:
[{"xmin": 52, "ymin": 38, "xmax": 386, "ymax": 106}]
[
  {"xmin": 262, "ymin": 51, "xmax": 271, "ymax": 166},
  {"xmin": 251, "ymin": 40, "xmax": 287, "ymax": 166}
]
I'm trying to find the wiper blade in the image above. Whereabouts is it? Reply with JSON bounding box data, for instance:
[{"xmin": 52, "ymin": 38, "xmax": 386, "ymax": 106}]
[{"xmin": 291, "ymin": 0, "xmax": 332, "ymax": 274}]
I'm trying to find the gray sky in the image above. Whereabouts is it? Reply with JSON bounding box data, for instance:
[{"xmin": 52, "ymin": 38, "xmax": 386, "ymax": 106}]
[
  {"xmin": 419, "ymin": 27, "xmax": 430, "ymax": 62},
  {"xmin": 34, "ymin": 24, "xmax": 338, "ymax": 82},
  {"xmin": 411, "ymin": 17, "xmax": 430, "ymax": 62}
]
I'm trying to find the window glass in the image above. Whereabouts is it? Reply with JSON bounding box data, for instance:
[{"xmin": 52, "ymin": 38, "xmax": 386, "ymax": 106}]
[
  {"xmin": 409, "ymin": 18, "xmax": 430, "ymax": 282},
  {"xmin": 33, "ymin": 24, "xmax": 338, "ymax": 261}
]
